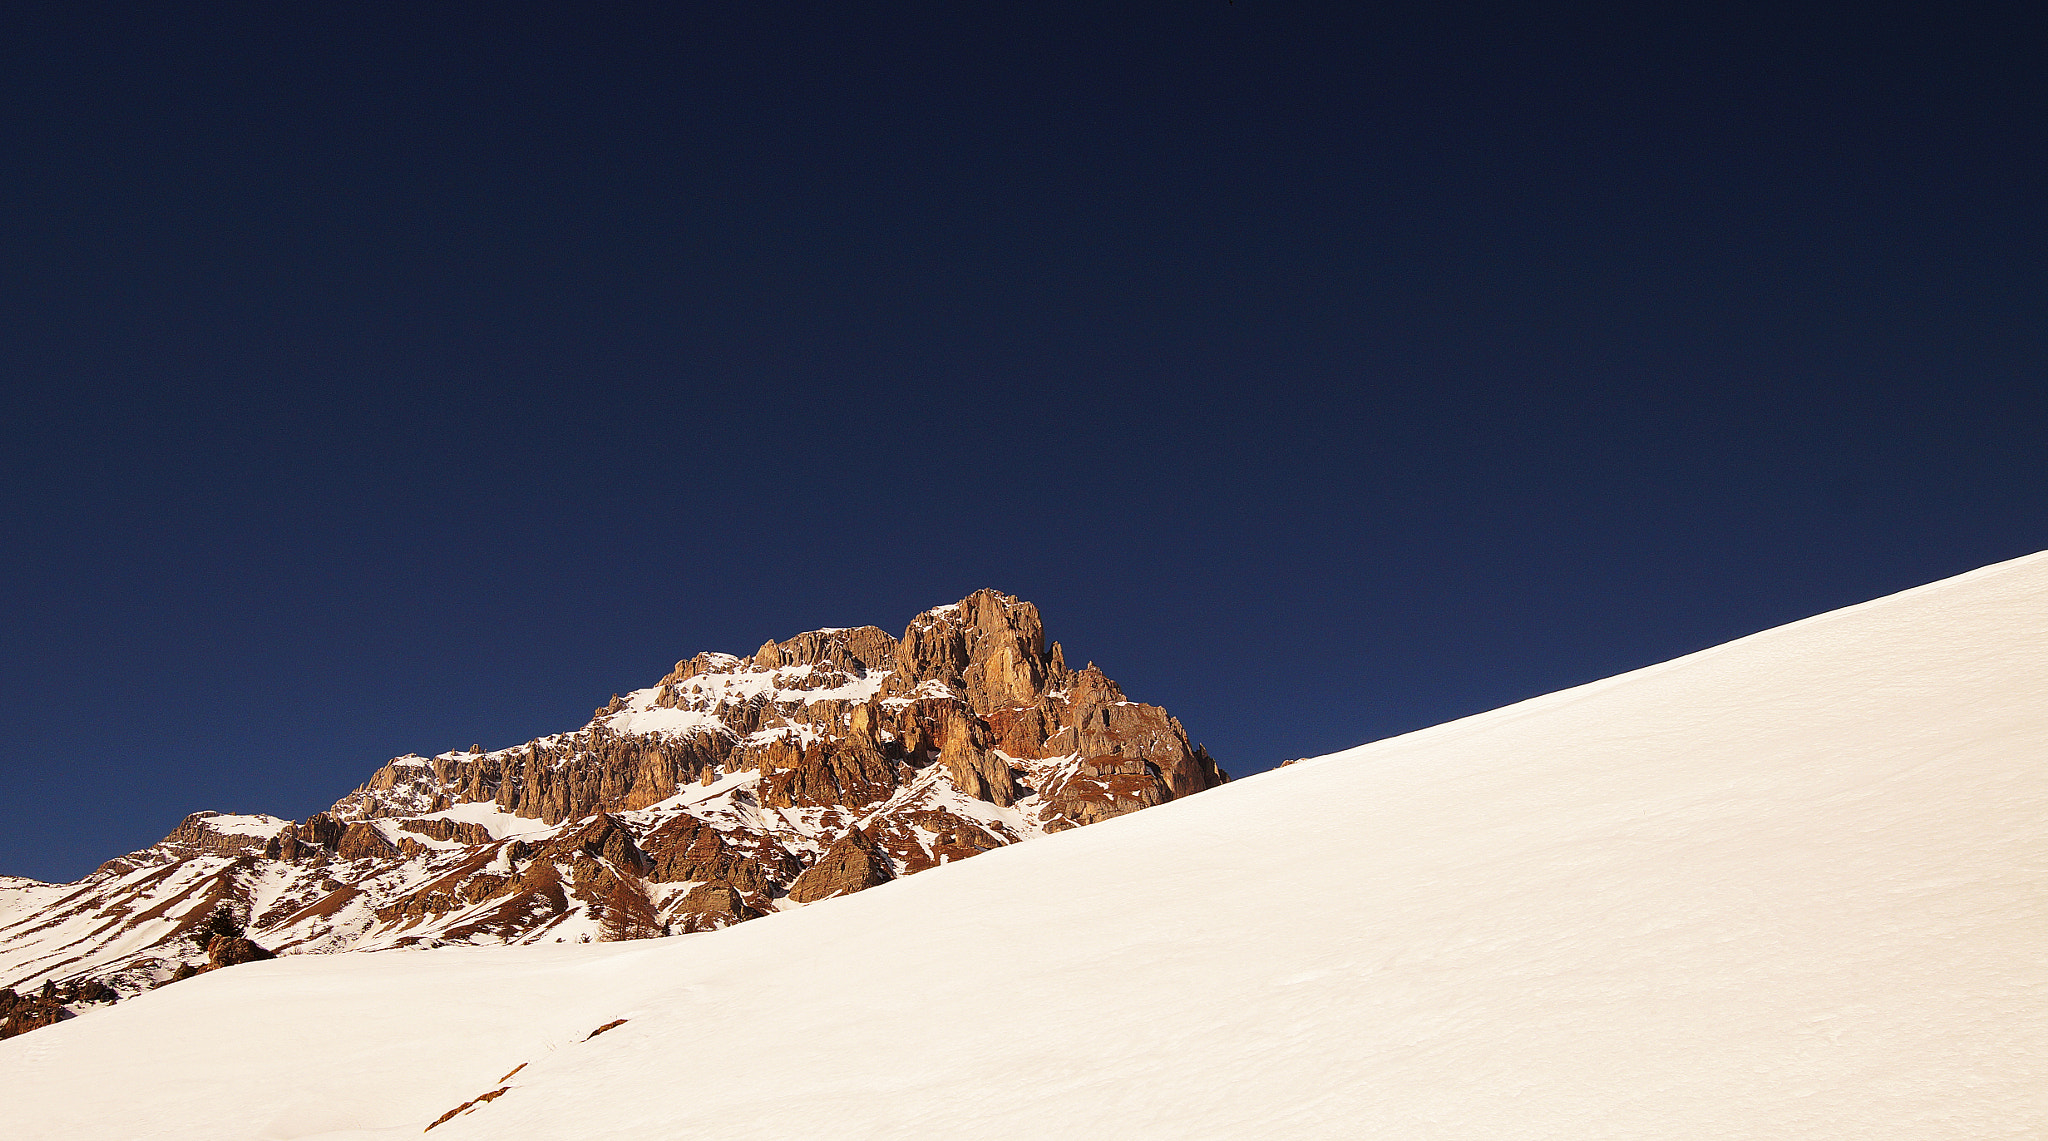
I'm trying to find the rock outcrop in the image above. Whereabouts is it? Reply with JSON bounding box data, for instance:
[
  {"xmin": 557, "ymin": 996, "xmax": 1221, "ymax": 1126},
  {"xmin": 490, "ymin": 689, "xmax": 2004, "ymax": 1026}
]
[
  {"xmin": 786, "ymin": 829, "xmax": 894, "ymax": 904},
  {"xmin": 0, "ymin": 590, "xmax": 1226, "ymax": 1035},
  {"xmin": 0, "ymin": 986, "xmax": 70, "ymax": 1040},
  {"xmin": 0, "ymin": 975, "xmax": 119, "ymax": 1041},
  {"xmin": 336, "ymin": 821, "xmax": 399, "ymax": 862},
  {"xmin": 669, "ymin": 883, "xmax": 757, "ymax": 933},
  {"xmin": 205, "ymin": 935, "xmax": 276, "ymax": 970}
]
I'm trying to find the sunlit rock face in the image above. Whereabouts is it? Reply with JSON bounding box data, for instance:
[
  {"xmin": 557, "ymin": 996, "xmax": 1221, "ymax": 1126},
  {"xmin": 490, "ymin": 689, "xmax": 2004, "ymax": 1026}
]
[{"xmin": 0, "ymin": 589, "xmax": 1226, "ymax": 1017}]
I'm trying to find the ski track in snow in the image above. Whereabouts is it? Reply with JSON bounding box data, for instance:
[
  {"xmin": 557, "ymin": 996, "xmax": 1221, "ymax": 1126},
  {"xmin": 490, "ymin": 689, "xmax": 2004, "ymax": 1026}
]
[{"xmin": 3, "ymin": 552, "xmax": 2046, "ymax": 1139}]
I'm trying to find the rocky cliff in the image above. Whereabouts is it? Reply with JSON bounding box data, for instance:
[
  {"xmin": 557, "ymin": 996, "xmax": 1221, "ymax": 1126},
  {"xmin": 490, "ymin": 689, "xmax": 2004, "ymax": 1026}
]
[{"xmin": 0, "ymin": 590, "xmax": 1224, "ymax": 1017}]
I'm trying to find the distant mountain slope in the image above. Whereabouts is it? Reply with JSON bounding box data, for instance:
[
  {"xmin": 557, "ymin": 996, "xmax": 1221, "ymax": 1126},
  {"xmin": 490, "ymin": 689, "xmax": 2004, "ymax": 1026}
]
[
  {"xmin": 0, "ymin": 589, "xmax": 1224, "ymax": 1016},
  {"xmin": 3, "ymin": 552, "xmax": 2041, "ymax": 1140}
]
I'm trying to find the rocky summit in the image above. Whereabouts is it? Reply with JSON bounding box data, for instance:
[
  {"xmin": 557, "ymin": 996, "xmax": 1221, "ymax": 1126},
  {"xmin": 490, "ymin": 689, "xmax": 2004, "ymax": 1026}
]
[{"xmin": 0, "ymin": 590, "xmax": 1225, "ymax": 1026}]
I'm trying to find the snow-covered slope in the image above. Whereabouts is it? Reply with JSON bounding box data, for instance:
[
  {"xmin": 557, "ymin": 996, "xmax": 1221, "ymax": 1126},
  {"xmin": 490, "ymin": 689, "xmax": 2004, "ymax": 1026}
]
[{"xmin": 4, "ymin": 553, "xmax": 2045, "ymax": 1139}]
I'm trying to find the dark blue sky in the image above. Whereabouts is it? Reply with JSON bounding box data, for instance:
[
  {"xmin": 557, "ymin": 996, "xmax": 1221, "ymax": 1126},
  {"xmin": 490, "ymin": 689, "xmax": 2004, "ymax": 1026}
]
[{"xmin": 4, "ymin": 3, "xmax": 2043, "ymax": 882}]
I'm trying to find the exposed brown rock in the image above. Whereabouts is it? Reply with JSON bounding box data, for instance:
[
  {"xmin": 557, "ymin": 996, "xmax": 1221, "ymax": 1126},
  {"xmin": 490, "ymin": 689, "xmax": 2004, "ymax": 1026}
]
[
  {"xmin": 0, "ymin": 985, "xmax": 69, "ymax": 1040},
  {"xmin": 936, "ymin": 707, "xmax": 1018, "ymax": 806},
  {"xmin": 669, "ymin": 881, "xmax": 758, "ymax": 933},
  {"xmin": 337, "ymin": 821, "xmax": 398, "ymax": 862},
  {"xmin": 787, "ymin": 828, "xmax": 894, "ymax": 904},
  {"xmin": 756, "ymin": 735, "xmax": 902, "ymax": 810},
  {"xmin": 866, "ymin": 808, "xmax": 1010, "ymax": 874},
  {"xmin": 642, "ymin": 814, "xmax": 792, "ymax": 902},
  {"xmin": 262, "ymin": 827, "xmax": 302, "ymax": 860},
  {"xmin": 425, "ymin": 1085, "xmax": 512, "ymax": 1131},
  {"xmin": 314, "ymin": 592, "xmax": 1222, "ymax": 849},
  {"xmin": 547, "ymin": 813, "xmax": 648, "ymax": 875},
  {"xmin": 300, "ymin": 812, "xmax": 346, "ymax": 850},
  {"xmin": 206, "ymin": 935, "xmax": 276, "ymax": 969}
]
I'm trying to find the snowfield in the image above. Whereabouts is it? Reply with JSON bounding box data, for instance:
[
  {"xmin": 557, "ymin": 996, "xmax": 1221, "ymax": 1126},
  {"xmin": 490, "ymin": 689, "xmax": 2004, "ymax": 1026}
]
[{"xmin": 3, "ymin": 553, "xmax": 2045, "ymax": 1139}]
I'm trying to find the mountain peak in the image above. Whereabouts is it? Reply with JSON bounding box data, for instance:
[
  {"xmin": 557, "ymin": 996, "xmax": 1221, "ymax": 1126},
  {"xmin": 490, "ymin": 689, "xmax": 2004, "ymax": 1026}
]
[{"xmin": 0, "ymin": 591, "xmax": 1225, "ymax": 1019}]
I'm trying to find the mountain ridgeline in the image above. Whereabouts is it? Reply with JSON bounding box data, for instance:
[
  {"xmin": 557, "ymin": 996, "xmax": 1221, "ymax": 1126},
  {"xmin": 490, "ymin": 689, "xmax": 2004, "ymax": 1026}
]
[{"xmin": 0, "ymin": 590, "xmax": 1226, "ymax": 1029}]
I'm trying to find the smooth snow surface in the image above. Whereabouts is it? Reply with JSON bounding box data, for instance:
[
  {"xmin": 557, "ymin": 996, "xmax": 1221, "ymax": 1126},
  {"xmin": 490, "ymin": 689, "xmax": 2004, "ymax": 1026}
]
[
  {"xmin": 195, "ymin": 812, "xmax": 292, "ymax": 839},
  {"xmin": 413, "ymin": 801, "xmax": 560, "ymax": 841},
  {"xmin": 5, "ymin": 553, "xmax": 2046, "ymax": 1140}
]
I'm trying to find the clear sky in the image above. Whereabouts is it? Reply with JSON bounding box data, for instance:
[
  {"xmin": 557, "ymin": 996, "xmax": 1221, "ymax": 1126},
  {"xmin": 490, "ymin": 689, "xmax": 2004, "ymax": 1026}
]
[{"xmin": 3, "ymin": 3, "xmax": 2043, "ymax": 883}]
